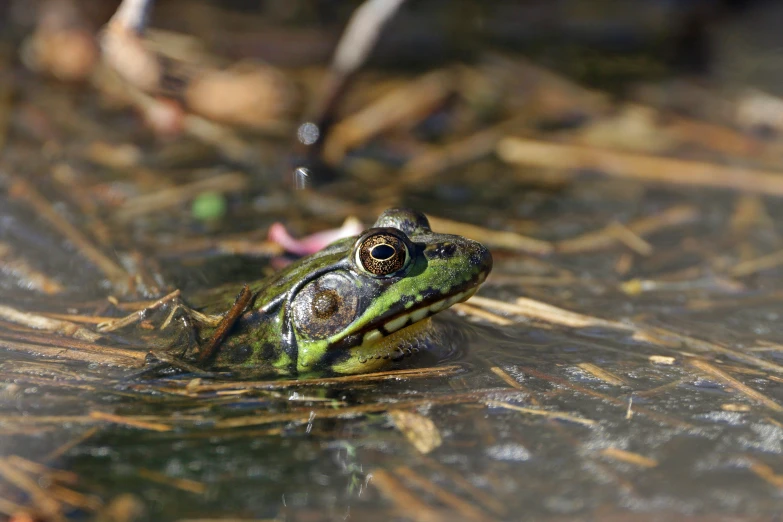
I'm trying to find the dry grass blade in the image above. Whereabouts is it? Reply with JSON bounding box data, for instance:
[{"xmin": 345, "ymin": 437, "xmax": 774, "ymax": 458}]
[
  {"xmin": 452, "ymin": 303, "xmax": 514, "ymax": 325},
  {"xmin": 114, "ymin": 172, "xmax": 248, "ymax": 221},
  {"xmin": 323, "ymin": 69, "xmax": 455, "ymax": 165},
  {"xmin": 97, "ymin": 289, "xmax": 181, "ymax": 332},
  {"xmin": 599, "ymin": 447, "xmax": 659, "ymax": 468},
  {"xmin": 89, "ymin": 411, "xmax": 173, "ymax": 432},
  {"xmin": 159, "ymin": 364, "xmax": 461, "ymax": 393},
  {"xmin": 214, "ymin": 389, "xmax": 522, "ymax": 429},
  {"xmin": 577, "ymin": 363, "xmax": 628, "ymax": 386},
  {"xmin": 7, "ymin": 177, "xmax": 131, "ymax": 291},
  {"xmin": 469, "ymin": 295, "xmax": 627, "ymax": 330},
  {"xmin": 427, "ymin": 215, "xmax": 552, "ymax": 254},
  {"xmin": 521, "ymin": 366, "xmax": 693, "ymax": 428},
  {"xmin": 0, "ymin": 305, "xmax": 100, "ymax": 341},
  {"xmin": 0, "ymin": 330, "xmax": 146, "ymax": 366},
  {"xmin": 688, "ymin": 359, "xmax": 783, "ymax": 413},
  {"xmin": 138, "ymin": 469, "xmax": 207, "ymax": 494},
  {"xmin": 729, "ymin": 249, "xmax": 783, "ymax": 277},
  {"xmin": 497, "ymin": 137, "xmax": 783, "ymax": 197},
  {"xmin": 485, "ymin": 400, "xmax": 597, "ymax": 427},
  {"xmin": 556, "ymin": 205, "xmax": 698, "ymax": 254}
]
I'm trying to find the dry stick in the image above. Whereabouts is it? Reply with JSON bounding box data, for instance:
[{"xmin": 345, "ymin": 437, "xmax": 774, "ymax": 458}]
[
  {"xmin": 114, "ymin": 172, "xmax": 247, "ymax": 221},
  {"xmin": 730, "ymin": 249, "xmax": 783, "ymax": 277},
  {"xmin": 497, "ymin": 137, "xmax": 783, "ymax": 197},
  {"xmin": 485, "ymin": 400, "xmax": 597, "ymax": 427},
  {"xmin": 0, "ymin": 305, "xmax": 100, "ymax": 341},
  {"xmin": 489, "ymin": 366, "xmax": 528, "ymax": 390},
  {"xmin": 393, "ymin": 467, "xmax": 490, "ymax": 522},
  {"xmin": 198, "ymin": 284, "xmax": 252, "ymax": 364},
  {"xmin": 427, "ymin": 215, "xmax": 553, "ymax": 255},
  {"xmin": 7, "ymin": 178, "xmax": 131, "ymax": 290},
  {"xmin": 137, "ymin": 469, "xmax": 207, "ymax": 494},
  {"xmin": 470, "ymin": 295, "xmax": 783, "ymax": 376},
  {"xmin": 0, "ymin": 331, "xmax": 145, "ymax": 367},
  {"xmin": 323, "ymin": 69, "xmax": 455, "ymax": 165},
  {"xmin": 520, "ymin": 366, "xmax": 693, "ymax": 429},
  {"xmin": 599, "ymin": 448, "xmax": 658, "ymax": 468},
  {"xmin": 398, "ymin": 119, "xmax": 518, "ymax": 186},
  {"xmin": 452, "ymin": 303, "xmax": 514, "ymax": 325},
  {"xmin": 97, "ymin": 289, "xmax": 180, "ymax": 332},
  {"xmin": 370, "ymin": 469, "xmax": 450, "ymax": 522},
  {"xmin": 214, "ymin": 388, "xmax": 523, "ymax": 429},
  {"xmin": 576, "ymin": 362, "xmax": 628, "ymax": 387},
  {"xmin": 636, "ymin": 326, "xmax": 783, "ymax": 376},
  {"xmin": 167, "ymin": 364, "xmax": 461, "ymax": 393},
  {"xmin": 89, "ymin": 411, "xmax": 172, "ymax": 432},
  {"xmin": 746, "ymin": 458, "xmax": 783, "ymax": 489},
  {"xmin": 306, "ymin": 0, "xmax": 409, "ymax": 150},
  {"xmin": 556, "ymin": 205, "xmax": 698, "ymax": 254},
  {"xmin": 688, "ymin": 359, "xmax": 783, "ymax": 413}
]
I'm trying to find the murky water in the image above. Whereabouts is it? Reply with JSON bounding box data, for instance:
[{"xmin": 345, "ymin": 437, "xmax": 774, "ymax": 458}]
[{"xmin": 2, "ymin": 1, "xmax": 783, "ymax": 520}]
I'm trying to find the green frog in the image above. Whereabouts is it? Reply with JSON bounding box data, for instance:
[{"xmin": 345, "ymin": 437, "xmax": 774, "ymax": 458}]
[{"xmin": 196, "ymin": 208, "xmax": 492, "ymax": 375}]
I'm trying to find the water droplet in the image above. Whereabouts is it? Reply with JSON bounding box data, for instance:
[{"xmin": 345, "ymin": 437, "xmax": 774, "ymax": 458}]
[{"xmin": 297, "ymin": 122, "xmax": 320, "ymax": 145}]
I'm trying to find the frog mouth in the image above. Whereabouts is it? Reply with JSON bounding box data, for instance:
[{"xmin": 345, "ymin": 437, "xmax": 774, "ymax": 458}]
[{"xmin": 355, "ymin": 274, "xmax": 486, "ymax": 349}]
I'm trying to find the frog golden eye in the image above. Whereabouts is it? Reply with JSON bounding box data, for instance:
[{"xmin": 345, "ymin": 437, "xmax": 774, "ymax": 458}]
[{"xmin": 356, "ymin": 231, "xmax": 409, "ymax": 276}]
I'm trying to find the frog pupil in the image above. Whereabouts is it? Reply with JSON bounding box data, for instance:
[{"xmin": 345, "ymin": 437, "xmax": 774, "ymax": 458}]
[{"xmin": 371, "ymin": 244, "xmax": 395, "ymax": 260}]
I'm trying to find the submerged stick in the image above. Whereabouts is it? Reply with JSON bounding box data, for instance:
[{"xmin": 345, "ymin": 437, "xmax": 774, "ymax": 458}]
[{"xmin": 7, "ymin": 178, "xmax": 131, "ymax": 291}]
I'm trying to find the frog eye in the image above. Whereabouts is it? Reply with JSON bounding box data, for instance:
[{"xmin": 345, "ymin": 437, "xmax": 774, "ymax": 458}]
[
  {"xmin": 355, "ymin": 230, "xmax": 410, "ymax": 277},
  {"xmin": 291, "ymin": 272, "xmax": 359, "ymax": 339}
]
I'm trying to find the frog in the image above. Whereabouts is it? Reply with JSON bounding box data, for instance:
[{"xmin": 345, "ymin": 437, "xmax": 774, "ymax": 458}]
[{"xmin": 193, "ymin": 208, "xmax": 492, "ymax": 375}]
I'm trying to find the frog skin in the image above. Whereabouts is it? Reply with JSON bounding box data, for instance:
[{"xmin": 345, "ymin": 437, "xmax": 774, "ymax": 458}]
[{"xmin": 206, "ymin": 208, "xmax": 492, "ymax": 375}]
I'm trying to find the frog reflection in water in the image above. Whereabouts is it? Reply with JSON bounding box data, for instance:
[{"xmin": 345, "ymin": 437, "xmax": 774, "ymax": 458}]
[{"xmin": 186, "ymin": 209, "xmax": 492, "ymax": 375}]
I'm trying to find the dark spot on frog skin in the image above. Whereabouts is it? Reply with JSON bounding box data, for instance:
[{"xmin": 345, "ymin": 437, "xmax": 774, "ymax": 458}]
[
  {"xmin": 227, "ymin": 344, "xmax": 254, "ymax": 364},
  {"xmin": 259, "ymin": 343, "xmax": 276, "ymax": 362}
]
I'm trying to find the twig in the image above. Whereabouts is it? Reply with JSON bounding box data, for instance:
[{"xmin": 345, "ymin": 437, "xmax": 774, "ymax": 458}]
[
  {"xmin": 498, "ymin": 137, "xmax": 783, "ymax": 197},
  {"xmin": 0, "ymin": 305, "xmax": 100, "ymax": 341},
  {"xmin": 599, "ymin": 448, "xmax": 658, "ymax": 468},
  {"xmin": 427, "ymin": 215, "xmax": 552, "ymax": 254},
  {"xmin": 114, "ymin": 172, "xmax": 247, "ymax": 222},
  {"xmin": 556, "ymin": 205, "xmax": 698, "ymax": 254},
  {"xmin": 97, "ymin": 289, "xmax": 180, "ymax": 332},
  {"xmin": 198, "ymin": 284, "xmax": 252, "ymax": 364},
  {"xmin": 89, "ymin": 411, "xmax": 173, "ymax": 432},
  {"xmin": 152, "ymin": 364, "xmax": 461, "ymax": 394},
  {"xmin": 7, "ymin": 177, "xmax": 131, "ymax": 291},
  {"xmin": 137, "ymin": 469, "xmax": 206, "ymax": 494},
  {"xmin": 576, "ymin": 363, "xmax": 628, "ymax": 387},
  {"xmin": 688, "ymin": 359, "xmax": 783, "ymax": 413},
  {"xmin": 485, "ymin": 400, "xmax": 597, "ymax": 427}
]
